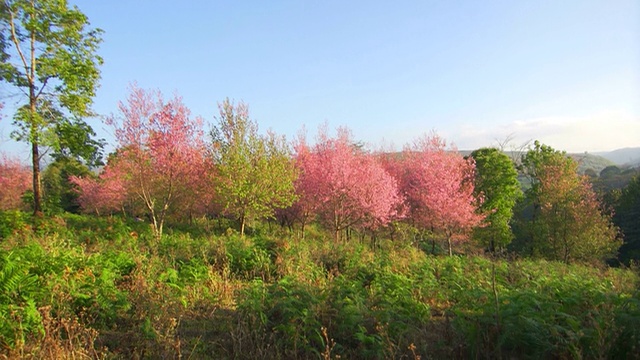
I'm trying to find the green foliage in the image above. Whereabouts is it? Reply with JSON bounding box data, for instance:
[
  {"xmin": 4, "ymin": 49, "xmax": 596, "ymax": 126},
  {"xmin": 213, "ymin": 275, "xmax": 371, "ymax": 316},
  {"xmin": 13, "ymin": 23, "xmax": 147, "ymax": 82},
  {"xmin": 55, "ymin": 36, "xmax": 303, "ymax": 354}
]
[
  {"xmin": 614, "ymin": 175, "xmax": 640, "ymax": 264},
  {"xmin": 0, "ymin": 251, "xmax": 43, "ymax": 348},
  {"xmin": 451, "ymin": 259, "xmax": 640, "ymax": 359},
  {"xmin": 0, "ymin": 210, "xmax": 30, "ymax": 239},
  {"xmin": 213, "ymin": 99, "xmax": 298, "ymax": 236},
  {"xmin": 471, "ymin": 148, "xmax": 523, "ymax": 251},
  {"xmin": 0, "ymin": 0, "xmax": 103, "ymax": 213},
  {"xmin": 225, "ymin": 235, "xmax": 275, "ymax": 281},
  {"xmin": 518, "ymin": 141, "xmax": 621, "ymax": 263},
  {"xmin": 0, "ymin": 213, "xmax": 638, "ymax": 358},
  {"xmin": 42, "ymin": 157, "xmax": 94, "ymax": 214}
]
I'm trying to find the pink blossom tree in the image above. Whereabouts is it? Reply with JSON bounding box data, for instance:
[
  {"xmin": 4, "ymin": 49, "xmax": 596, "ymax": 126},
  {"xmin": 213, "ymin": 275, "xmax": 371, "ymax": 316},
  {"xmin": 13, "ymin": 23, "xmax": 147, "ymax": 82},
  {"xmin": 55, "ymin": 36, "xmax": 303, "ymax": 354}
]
[
  {"xmin": 69, "ymin": 160, "xmax": 127, "ymax": 216},
  {"xmin": 75, "ymin": 85, "xmax": 211, "ymax": 238},
  {"xmin": 389, "ymin": 134, "xmax": 483, "ymax": 255},
  {"xmin": 293, "ymin": 126, "xmax": 402, "ymax": 241},
  {"xmin": 0, "ymin": 154, "xmax": 31, "ymax": 211}
]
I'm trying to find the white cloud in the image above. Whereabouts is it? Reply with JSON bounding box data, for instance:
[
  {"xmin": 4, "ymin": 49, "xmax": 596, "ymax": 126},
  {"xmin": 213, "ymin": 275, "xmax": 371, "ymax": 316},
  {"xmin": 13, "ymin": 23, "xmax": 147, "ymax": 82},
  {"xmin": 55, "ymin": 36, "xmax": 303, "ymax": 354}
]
[{"xmin": 453, "ymin": 112, "xmax": 640, "ymax": 152}]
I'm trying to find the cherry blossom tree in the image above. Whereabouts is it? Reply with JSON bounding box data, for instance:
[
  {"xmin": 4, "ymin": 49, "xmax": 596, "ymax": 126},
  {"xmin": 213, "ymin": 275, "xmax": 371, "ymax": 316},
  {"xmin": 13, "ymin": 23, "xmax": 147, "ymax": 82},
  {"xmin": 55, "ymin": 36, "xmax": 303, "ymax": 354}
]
[
  {"xmin": 389, "ymin": 134, "xmax": 483, "ymax": 255},
  {"xmin": 77, "ymin": 85, "xmax": 210, "ymax": 238},
  {"xmin": 69, "ymin": 162, "xmax": 126, "ymax": 216},
  {"xmin": 0, "ymin": 154, "xmax": 31, "ymax": 211},
  {"xmin": 293, "ymin": 126, "xmax": 402, "ymax": 241}
]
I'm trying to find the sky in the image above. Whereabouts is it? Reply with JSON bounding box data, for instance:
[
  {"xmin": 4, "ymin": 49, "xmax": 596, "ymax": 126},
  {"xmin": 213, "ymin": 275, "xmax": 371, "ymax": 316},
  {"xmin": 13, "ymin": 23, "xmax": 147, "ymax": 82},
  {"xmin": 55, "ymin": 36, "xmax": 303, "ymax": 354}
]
[{"xmin": 1, "ymin": 0, "xmax": 639, "ymax": 160}]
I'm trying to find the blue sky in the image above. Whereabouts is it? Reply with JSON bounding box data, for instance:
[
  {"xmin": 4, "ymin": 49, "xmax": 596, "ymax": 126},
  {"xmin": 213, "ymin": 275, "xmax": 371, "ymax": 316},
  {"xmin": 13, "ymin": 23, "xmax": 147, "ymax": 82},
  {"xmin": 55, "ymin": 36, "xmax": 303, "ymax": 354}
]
[{"xmin": 1, "ymin": 0, "xmax": 639, "ymax": 159}]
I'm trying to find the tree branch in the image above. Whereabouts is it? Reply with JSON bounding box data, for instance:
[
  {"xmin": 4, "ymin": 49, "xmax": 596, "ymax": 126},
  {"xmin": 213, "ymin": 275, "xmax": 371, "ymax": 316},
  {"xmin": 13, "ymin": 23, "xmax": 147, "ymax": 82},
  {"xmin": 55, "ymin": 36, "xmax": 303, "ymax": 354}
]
[{"xmin": 6, "ymin": 2, "xmax": 31, "ymax": 83}]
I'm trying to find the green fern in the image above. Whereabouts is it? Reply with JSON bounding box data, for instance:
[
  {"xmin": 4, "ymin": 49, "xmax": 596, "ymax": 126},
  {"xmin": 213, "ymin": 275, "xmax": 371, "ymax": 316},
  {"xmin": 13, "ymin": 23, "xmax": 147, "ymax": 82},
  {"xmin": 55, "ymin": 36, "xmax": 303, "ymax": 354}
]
[
  {"xmin": 0, "ymin": 251, "xmax": 38, "ymax": 303},
  {"xmin": 0, "ymin": 251, "xmax": 43, "ymax": 349}
]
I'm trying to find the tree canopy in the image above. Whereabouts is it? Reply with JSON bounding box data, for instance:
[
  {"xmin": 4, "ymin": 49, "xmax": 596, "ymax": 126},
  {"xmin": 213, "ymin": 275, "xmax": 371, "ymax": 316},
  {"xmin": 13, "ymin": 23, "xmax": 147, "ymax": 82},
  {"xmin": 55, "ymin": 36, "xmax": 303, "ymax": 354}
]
[
  {"xmin": 0, "ymin": 0, "xmax": 103, "ymax": 215},
  {"xmin": 470, "ymin": 148, "xmax": 522, "ymax": 252},
  {"xmin": 520, "ymin": 141, "xmax": 620, "ymax": 263},
  {"xmin": 213, "ymin": 99, "xmax": 298, "ymax": 237}
]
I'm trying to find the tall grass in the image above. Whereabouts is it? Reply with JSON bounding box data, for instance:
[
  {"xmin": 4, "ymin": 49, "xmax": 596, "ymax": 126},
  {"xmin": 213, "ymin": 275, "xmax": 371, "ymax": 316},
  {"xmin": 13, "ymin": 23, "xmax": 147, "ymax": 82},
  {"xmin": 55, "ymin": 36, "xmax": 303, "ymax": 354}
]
[{"xmin": 0, "ymin": 212, "xmax": 638, "ymax": 358}]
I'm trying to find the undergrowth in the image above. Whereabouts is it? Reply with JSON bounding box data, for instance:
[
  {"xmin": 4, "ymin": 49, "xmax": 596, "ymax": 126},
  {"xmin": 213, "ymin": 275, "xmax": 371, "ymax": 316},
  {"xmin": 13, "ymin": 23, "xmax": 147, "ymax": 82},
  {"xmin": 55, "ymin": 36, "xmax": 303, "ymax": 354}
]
[{"xmin": 0, "ymin": 212, "xmax": 638, "ymax": 359}]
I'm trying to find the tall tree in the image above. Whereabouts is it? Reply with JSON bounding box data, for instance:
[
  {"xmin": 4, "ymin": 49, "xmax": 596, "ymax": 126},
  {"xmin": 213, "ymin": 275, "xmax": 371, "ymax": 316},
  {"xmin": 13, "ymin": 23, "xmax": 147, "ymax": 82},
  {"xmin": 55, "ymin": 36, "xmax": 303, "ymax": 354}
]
[
  {"xmin": 213, "ymin": 99, "xmax": 297, "ymax": 236},
  {"xmin": 294, "ymin": 126, "xmax": 402, "ymax": 241},
  {"xmin": 389, "ymin": 134, "xmax": 483, "ymax": 255},
  {"xmin": 470, "ymin": 148, "xmax": 522, "ymax": 252},
  {"xmin": 0, "ymin": 0, "xmax": 103, "ymax": 215},
  {"xmin": 520, "ymin": 141, "xmax": 620, "ymax": 263}
]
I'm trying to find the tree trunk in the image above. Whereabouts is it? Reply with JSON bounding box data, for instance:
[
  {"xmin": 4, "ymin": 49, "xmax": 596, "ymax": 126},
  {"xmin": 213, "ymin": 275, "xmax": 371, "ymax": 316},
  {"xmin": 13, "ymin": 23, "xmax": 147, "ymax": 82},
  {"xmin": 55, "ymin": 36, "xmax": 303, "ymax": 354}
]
[
  {"xmin": 447, "ymin": 237, "xmax": 453, "ymax": 256},
  {"xmin": 29, "ymin": 15, "xmax": 42, "ymax": 217},
  {"xmin": 32, "ymin": 140, "xmax": 42, "ymax": 216}
]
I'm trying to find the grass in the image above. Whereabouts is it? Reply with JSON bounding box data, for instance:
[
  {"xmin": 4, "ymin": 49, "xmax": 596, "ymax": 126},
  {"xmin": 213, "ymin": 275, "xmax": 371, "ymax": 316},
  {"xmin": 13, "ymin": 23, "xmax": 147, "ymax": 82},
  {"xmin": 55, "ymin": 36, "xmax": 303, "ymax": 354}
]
[{"xmin": 0, "ymin": 212, "xmax": 638, "ymax": 359}]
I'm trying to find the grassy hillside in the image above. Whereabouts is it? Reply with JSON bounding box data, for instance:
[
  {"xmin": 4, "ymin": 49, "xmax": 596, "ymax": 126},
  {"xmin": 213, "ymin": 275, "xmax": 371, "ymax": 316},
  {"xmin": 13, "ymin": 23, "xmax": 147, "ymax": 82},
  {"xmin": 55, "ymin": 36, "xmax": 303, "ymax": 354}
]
[{"xmin": 0, "ymin": 213, "xmax": 638, "ymax": 359}]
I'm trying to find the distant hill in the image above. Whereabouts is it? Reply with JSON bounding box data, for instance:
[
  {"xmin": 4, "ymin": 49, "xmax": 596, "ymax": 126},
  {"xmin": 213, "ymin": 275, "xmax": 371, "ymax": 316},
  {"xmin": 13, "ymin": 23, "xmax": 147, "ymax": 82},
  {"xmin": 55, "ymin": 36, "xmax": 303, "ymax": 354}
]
[
  {"xmin": 594, "ymin": 147, "xmax": 640, "ymax": 166},
  {"xmin": 567, "ymin": 153, "xmax": 615, "ymax": 175}
]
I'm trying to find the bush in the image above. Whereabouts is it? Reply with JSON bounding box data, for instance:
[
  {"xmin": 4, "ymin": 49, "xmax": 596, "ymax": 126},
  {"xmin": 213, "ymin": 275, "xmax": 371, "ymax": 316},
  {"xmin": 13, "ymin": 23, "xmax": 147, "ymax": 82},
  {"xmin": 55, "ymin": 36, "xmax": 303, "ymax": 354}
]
[{"xmin": 0, "ymin": 210, "xmax": 30, "ymax": 239}]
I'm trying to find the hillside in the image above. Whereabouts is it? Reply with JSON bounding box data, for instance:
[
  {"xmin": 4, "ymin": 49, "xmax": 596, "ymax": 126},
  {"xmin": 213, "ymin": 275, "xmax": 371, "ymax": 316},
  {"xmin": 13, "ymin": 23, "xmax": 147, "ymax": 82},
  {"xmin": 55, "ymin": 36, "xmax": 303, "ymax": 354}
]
[
  {"xmin": 595, "ymin": 147, "xmax": 640, "ymax": 166},
  {"xmin": 568, "ymin": 152, "xmax": 616, "ymax": 174}
]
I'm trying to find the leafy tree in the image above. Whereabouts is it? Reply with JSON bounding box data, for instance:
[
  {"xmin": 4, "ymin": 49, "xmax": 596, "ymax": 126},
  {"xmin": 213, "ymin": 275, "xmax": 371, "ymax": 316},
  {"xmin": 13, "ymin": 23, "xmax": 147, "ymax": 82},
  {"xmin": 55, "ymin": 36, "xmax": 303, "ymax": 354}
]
[
  {"xmin": 213, "ymin": 99, "xmax": 297, "ymax": 236},
  {"xmin": 0, "ymin": 0, "xmax": 103, "ymax": 215},
  {"xmin": 600, "ymin": 165, "xmax": 621, "ymax": 179},
  {"xmin": 470, "ymin": 148, "xmax": 522, "ymax": 252},
  {"xmin": 388, "ymin": 134, "xmax": 483, "ymax": 255},
  {"xmin": 0, "ymin": 154, "xmax": 31, "ymax": 211},
  {"xmin": 48, "ymin": 117, "xmax": 105, "ymax": 168},
  {"xmin": 583, "ymin": 168, "xmax": 597, "ymax": 179},
  {"xmin": 613, "ymin": 175, "xmax": 640, "ymax": 264},
  {"xmin": 41, "ymin": 157, "xmax": 92, "ymax": 214},
  {"xmin": 520, "ymin": 141, "xmax": 620, "ymax": 263},
  {"xmin": 293, "ymin": 127, "xmax": 402, "ymax": 241},
  {"xmin": 97, "ymin": 86, "xmax": 209, "ymax": 237}
]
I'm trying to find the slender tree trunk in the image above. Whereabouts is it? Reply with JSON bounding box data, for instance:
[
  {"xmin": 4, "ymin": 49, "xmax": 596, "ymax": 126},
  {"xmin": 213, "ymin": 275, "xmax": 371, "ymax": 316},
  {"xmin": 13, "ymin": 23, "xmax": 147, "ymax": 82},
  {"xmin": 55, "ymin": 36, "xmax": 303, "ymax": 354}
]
[
  {"xmin": 31, "ymin": 138, "xmax": 42, "ymax": 216},
  {"xmin": 447, "ymin": 236, "xmax": 453, "ymax": 256},
  {"xmin": 29, "ymin": 9, "xmax": 42, "ymax": 217}
]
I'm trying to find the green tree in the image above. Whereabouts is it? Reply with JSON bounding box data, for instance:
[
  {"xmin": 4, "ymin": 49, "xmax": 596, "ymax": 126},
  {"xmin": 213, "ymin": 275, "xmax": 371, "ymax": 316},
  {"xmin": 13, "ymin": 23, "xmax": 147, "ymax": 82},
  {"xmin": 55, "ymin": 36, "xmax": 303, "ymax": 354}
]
[
  {"xmin": 519, "ymin": 141, "xmax": 620, "ymax": 263},
  {"xmin": 41, "ymin": 157, "xmax": 92, "ymax": 214},
  {"xmin": 470, "ymin": 148, "xmax": 522, "ymax": 252},
  {"xmin": 613, "ymin": 175, "xmax": 640, "ymax": 264},
  {"xmin": 49, "ymin": 116, "xmax": 105, "ymax": 168},
  {"xmin": 213, "ymin": 99, "xmax": 297, "ymax": 236},
  {"xmin": 600, "ymin": 165, "xmax": 621, "ymax": 179},
  {"xmin": 0, "ymin": 0, "xmax": 103, "ymax": 216}
]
